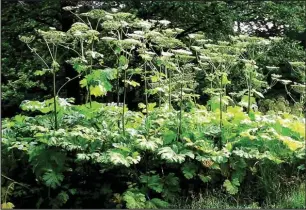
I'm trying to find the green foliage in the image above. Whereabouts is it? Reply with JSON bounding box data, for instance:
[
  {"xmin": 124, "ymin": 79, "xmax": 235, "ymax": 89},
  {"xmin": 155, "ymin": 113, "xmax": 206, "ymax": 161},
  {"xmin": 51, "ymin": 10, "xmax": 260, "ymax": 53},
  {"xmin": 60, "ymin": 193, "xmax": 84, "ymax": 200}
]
[
  {"xmin": 223, "ymin": 178, "xmax": 240, "ymax": 195},
  {"xmin": 80, "ymin": 69, "xmax": 117, "ymax": 97},
  {"xmin": 140, "ymin": 174, "xmax": 163, "ymax": 193},
  {"xmin": 123, "ymin": 190, "xmax": 146, "ymax": 209},
  {"xmin": 2, "ymin": 5, "xmax": 305, "ymax": 209},
  {"xmin": 42, "ymin": 170, "xmax": 64, "ymax": 189},
  {"xmin": 182, "ymin": 163, "xmax": 198, "ymax": 179},
  {"xmin": 50, "ymin": 191, "xmax": 69, "ymax": 208},
  {"xmin": 146, "ymin": 198, "xmax": 169, "ymax": 209},
  {"xmin": 2, "ymin": 100, "xmax": 305, "ymax": 208},
  {"xmin": 2, "ymin": 202, "xmax": 15, "ymax": 209}
]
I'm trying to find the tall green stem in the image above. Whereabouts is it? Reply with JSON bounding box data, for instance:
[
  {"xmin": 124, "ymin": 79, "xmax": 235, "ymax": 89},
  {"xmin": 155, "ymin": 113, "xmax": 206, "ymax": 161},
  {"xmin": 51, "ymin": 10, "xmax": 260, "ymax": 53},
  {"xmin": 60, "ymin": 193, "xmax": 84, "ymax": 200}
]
[
  {"xmin": 247, "ymin": 71, "xmax": 252, "ymax": 114},
  {"xmin": 144, "ymin": 63, "xmax": 149, "ymax": 117},
  {"xmin": 117, "ymin": 30, "xmax": 121, "ymax": 129},
  {"xmin": 53, "ymin": 71, "xmax": 58, "ymax": 130},
  {"xmin": 53, "ymin": 45, "xmax": 58, "ymax": 130},
  {"xmin": 117, "ymin": 68, "xmax": 120, "ymax": 129},
  {"xmin": 80, "ymin": 40, "xmax": 90, "ymax": 105},
  {"xmin": 158, "ymin": 66, "xmax": 162, "ymax": 106},
  {"xmin": 178, "ymin": 67, "xmax": 184, "ymax": 138},
  {"xmin": 117, "ymin": 69, "xmax": 120, "ymax": 107},
  {"xmin": 219, "ymin": 75, "xmax": 223, "ymax": 149},
  {"xmin": 168, "ymin": 69, "xmax": 171, "ymax": 109},
  {"xmin": 122, "ymin": 68, "xmax": 127, "ymax": 136},
  {"xmin": 88, "ymin": 42, "xmax": 95, "ymax": 108}
]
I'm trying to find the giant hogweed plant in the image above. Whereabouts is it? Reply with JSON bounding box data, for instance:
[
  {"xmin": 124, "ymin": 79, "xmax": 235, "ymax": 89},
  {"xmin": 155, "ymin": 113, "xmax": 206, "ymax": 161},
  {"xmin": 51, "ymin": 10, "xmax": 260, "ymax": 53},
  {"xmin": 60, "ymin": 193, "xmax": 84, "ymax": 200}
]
[
  {"xmin": 171, "ymin": 50, "xmax": 197, "ymax": 139},
  {"xmin": 3, "ymin": 8, "xmax": 306, "ymax": 209},
  {"xmin": 271, "ymin": 62, "xmax": 306, "ymax": 116},
  {"xmin": 230, "ymin": 35, "xmax": 273, "ymax": 114},
  {"xmin": 188, "ymin": 35, "xmax": 289, "ymax": 149},
  {"xmin": 228, "ymin": 36, "xmax": 305, "ymax": 116},
  {"xmin": 18, "ymin": 10, "xmax": 115, "ymax": 129},
  {"xmin": 19, "ymin": 29, "xmax": 79, "ymax": 131},
  {"xmin": 190, "ymin": 36, "xmax": 240, "ymax": 148}
]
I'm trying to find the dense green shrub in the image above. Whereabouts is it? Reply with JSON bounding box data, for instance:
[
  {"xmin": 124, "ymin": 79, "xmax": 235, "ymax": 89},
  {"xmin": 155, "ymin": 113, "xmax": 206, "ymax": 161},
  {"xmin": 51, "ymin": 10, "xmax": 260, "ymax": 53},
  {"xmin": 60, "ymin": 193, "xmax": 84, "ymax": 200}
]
[{"xmin": 2, "ymin": 102, "xmax": 305, "ymax": 208}]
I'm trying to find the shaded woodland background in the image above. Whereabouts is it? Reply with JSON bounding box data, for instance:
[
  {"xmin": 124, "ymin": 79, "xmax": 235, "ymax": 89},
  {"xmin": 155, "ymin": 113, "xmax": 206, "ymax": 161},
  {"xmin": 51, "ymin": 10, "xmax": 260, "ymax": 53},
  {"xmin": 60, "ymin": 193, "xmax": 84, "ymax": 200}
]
[{"xmin": 2, "ymin": 0, "xmax": 306, "ymax": 117}]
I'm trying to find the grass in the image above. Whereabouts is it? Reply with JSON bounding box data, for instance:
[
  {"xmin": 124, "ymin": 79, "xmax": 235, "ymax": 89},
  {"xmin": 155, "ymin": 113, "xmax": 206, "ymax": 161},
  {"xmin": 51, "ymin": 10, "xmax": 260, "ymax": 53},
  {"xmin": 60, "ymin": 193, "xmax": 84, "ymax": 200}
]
[
  {"xmin": 272, "ymin": 183, "xmax": 305, "ymax": 209},
  {"xmin": 172, "ymin": 183, "xmax": 305, "ymax": 209}
]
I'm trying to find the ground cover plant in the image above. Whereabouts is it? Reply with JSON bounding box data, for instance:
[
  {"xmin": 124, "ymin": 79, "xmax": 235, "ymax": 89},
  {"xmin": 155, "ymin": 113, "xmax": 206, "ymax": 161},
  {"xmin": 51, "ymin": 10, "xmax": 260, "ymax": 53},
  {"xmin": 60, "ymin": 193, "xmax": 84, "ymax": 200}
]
[{"xmin": 1, "ymin": 5, "xmax": 305, "ymax": 209}]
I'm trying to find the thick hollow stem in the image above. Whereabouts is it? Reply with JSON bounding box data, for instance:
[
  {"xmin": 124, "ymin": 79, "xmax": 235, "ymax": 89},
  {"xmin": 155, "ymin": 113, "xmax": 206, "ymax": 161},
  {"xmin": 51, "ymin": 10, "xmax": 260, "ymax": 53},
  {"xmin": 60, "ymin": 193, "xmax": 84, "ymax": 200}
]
[
  {"xmin": 53, "ymin": 72, "xmax": 58, "ymax": 130},
  {"xmin": 168, "ymin": 69, "xmax": 171, "ymax": 109},
  {"xmin": 117, "ymin": 68, "xmax": 120, "ymax": 129},
  {"xmin": 117, "ymin": 69, "xmax": 120, "ymax": 106},
  {"xmin": 247, "ymin": 71, "xmax": 252, "ymax": 114},
  {"xmin": 116, "ymin": 34, "xmax": 121, "ymax": 129},
  {"xmin": 179, "ymin": 68, "xmax": 184, "ymax": 138},
  {"xmin": 219, "ymin": 75, "xmax": 223, "ymax": 149},
  {"xmin": 144, "ymin": 63, "xmax": 149, "ymax": 117},
  {"xmin": 53, "ymin": 45, "xmax": 58, "ymax": 130},
  {"xmin": 89, "ymin": 43, "xmax": 94, "ymax": 108},
  {"xmin": 159, "ymin": 66, "xmax": 162, "ymax": 106},
  {"xmin": 122, "ymin": 68, "xmax": 127, "ymax": 136},
  {"xmin": 80, "ymin": 40, "xmax": 90, "ymax": 105}
]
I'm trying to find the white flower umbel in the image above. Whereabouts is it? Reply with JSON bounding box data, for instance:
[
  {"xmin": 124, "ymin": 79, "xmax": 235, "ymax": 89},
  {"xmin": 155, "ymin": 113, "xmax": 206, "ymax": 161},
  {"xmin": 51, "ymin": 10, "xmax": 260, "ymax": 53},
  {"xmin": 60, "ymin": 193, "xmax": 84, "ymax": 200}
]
[
  {"xmin": 172, "ymin": 49, "xmax": 193, "ymax": 55},
  {"xmin": 159, "ymin": 20, "xmax": 171, "ymax": 26},
  {"xmin": 161, "ymin": 51, "xmax": 174, "ymax": 57},
  {"xmin": 101, "ymin": 37, "xmax": 117, "ymax": 41},
  {"xmin": 127, "ymin": 33, "xmax": 144, "ymax": 39}
]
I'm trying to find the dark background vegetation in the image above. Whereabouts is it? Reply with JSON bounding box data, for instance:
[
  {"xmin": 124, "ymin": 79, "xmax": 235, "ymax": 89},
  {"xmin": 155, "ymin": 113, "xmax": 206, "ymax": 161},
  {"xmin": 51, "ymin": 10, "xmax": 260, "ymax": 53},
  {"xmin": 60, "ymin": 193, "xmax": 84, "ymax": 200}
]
[{"xmin": 2, "ymin": 0, "xmax": 306, "ymax": 118}]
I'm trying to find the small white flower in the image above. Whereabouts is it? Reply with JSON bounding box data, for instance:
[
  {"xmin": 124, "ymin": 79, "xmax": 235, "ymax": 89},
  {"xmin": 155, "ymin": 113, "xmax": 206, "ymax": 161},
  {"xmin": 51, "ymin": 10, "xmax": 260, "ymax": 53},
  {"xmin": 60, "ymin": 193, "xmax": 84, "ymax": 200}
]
[
  {"xmin": 193, "ymin": 67, "xmax": 202, "ymax": 71},
  {"xmin": 149, "ymin": 19, "xmax": 157, "ymax": 23},
  {"xmin": 161, "ymin": 51, "xmax": 174, "ymax": 57},
  {"xmin": 271, "ymin": 74, "xmax": 282, "ymax": 79},
  {"xmin": 145, "ymin": 51, "xmax": 156, "ymax": 55},
  {"xmin": 196, "ymin": 39, "xmax": 210, "ymax": 44},
  {"xmin": 241, "ymin": 119, "xmax": 252, "ymax": 124},
  {"xmin": 175, "ymin": 28, "xmax": 184, "ymax": 33},
  {"xmin": 280, "ymin": 80, "xmax": 292, "ymax": 85},
  {"xmin": 120, "ymin": 21, "xmax": 129, "ymax": 27},
  {"xmin": 62, "ymin": 6, "xmax": 81, "ymax": 11},
  {"xmin": 159, "ymin": 20, "xmax": 171, "ymax": 26},
  {"xmin": 260, "ymin": 134, "xmax": 272, "ymax": 140},
  {"xmin": 134, "ymin": 31, "xmax": 145, "ymax": 35},
  {"xmin": 127, "ymin": 33, "xmax": 144, "ymax": 39},
  {"xmin": 101, "ymin": 37, "xmax": 117, "ymax": 41},
  {"xmin": 122, "ymin": 38, "xmax": 142, "ymax": 45},
  {"xmin": 199, "ymin": 55, "xmax": 211, "ymax": 60},
  {"xmin": 269, "ymin": 37, "xmax": 283, "ymax": 41},
  {"xmin": 191, "ymin": 46, "xmax": 202, "ymax": 51},
  {"xmin": 135, "ymin": 20, "xmax": 152, "ymax": 29},
  {"xmin": 172, "ymin": 49, "xmax": 193, "ymax": 55},
  {"xmin": 188, "ymin": 34, "xmax": 196, "ymax": 39},
  {"xmin": 260, "ymin": 40, "xmax": 271, "ymax": 45},
  {"xmin": 111, "ymin": 8, "xmax": 119, "ymax": 12},
  {"xmin": 267, "ymin": 66, "xmax": 279, "ymax": 70}
]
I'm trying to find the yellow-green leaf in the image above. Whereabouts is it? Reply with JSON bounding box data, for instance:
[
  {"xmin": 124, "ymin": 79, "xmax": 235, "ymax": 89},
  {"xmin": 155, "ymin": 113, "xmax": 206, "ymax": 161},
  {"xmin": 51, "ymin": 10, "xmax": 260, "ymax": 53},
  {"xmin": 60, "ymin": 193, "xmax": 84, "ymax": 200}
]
[
  {"xmin": 90, "ymin": 85, "xmax": 107, "ymax": 97},
  {"xmin": 2, "ymin": 202, "xmax": 15, "ymax": 209}
]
